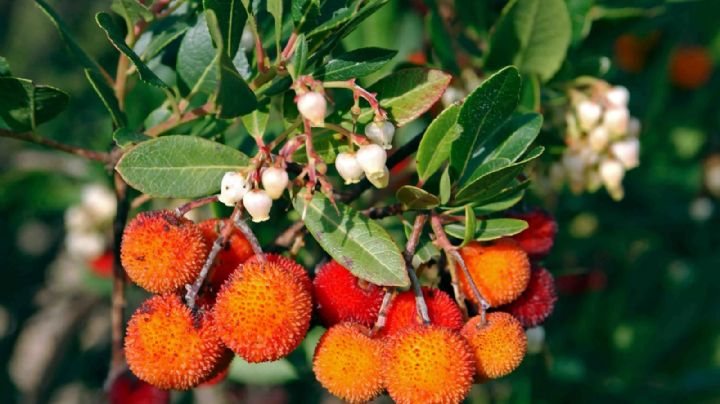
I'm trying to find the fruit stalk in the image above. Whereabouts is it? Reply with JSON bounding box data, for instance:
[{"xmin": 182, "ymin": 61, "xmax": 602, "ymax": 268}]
[
  {"xmin": 371, "ymin": 289, "xmax": 396, "ymax": 335},
  {"xmin": 110, "ymin": 173, "xmax": 130, "ymax": 378},
  {"xmin": 405, "ymin": 214, "xmax": 431, "ymax": 325},
  {"xmin": 233, "ymin": 212, "xmax": 266, "ymax": 262},
  {"xmin": 174, "ymin": 195, "xmax": 219, "ymax": 217}
]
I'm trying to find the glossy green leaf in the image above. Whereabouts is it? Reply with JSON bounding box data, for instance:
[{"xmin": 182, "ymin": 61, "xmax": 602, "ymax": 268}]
[
  {"xmin": 518, "ymin": 74, "xmax": 540, "ymax": 112},
  {"xmin": 241, "ymin": 105, "xmax": 270, "ymax": 139},
  {"xmin": 177, "ymin": 15, "xmax": 218, "ymax": 94},
  {"xmin": 449, "ymin": 66, "xmax": 521, "ymax": 181},
  {"xmin": 111, "ymin": 0, "xmax": 153, "ymax": 24},
  {"xmin": 116, "ymin": 135, "xmax": 250, "ymax": 198},
  {"xmin": 472, "ymin": 182, "xmax": 527, "ymax": 214},
  {"xmin": 479, "ymin": 113, "xmax": 542, "ymax": 163},
  {"xmin": 485, "ymin": 0, "xmax": 571, "ymax": 82},
  {"xmin": 445, "ymin": 218, "xmax": 528, "ymax": 241},
  {"xmin": 0, "ymin": 77, "xmax": 69, "ymax": 131},
  {"xmin": 293, "ymin": 192, "xmax": 408, "ymax": 287},
  {"xmin": 139, "ymin": 16, "xmax": 192, "ymax": 61},
  {"xmin": 289, "ymin": 34, "xmax": 308, "ymax": 81},
  {"xmin": 396, "ymin": 186, "xmax": 440, "ymax": 209},
  {"xmin": 267, "ymin": 0, "xmax": 283, "ymax": 53},
  {"xmin": 439, "ymin": 165, "xmax": 451, "ymax": 205},
  {"xmin": 113, "ymin": 127, "xmax": 151, "ymax": 148},
  {"xmin": 454, "ymin": 146, "xmax": 543, "ymax": 204},
  {"xmin": 96, "ymin": 12, "xmax": 169, "ymax": 89},
  {"xmin": 416, "ymin": 102, "xmax": 461, "ymax": 181},
  {"xmin": 359, "ymin": 68, "xmax": 451, "ymax": 126},
  {"xmin": 316, "ymin": 47, "xmax": 397, "ymax": 81},
  {"xmin": 204, "ymin": 0, "xmax": 248, "ymax": 58},
  {"xmin": 462, "ymin": 205, "xmax": 476, "ymax": 247},
  {"xmin": 206, "ymin": 10, "xmax": 257, "ymax": 118}
]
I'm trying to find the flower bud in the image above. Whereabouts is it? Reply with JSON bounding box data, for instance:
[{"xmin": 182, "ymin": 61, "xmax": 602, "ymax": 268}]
[
  {"xmin": 367, "ymin": 166, "xmax": 390, "ymax": 189},
  {"xmin": 588, "ymin": 126, "xmax": 610, "ymax": 151},
  {"xmin": 261, "ymin": 167, "xmax": 289, "ymax": 200},
  {"xmin": 218, "ymin": 172, "xmax": 250, "ymax": 207},
  {"xmin": 334, "ymin": 152, "xmax": 364, "ymax": 184},
  {"xmin": 243, "ymin": 190, "xmax": 272, "ymax": 222},
  {"xmin": 610, "ymin": 138, "xmax": 640, "ymax": 169},
  {"xmin": 65, "ymin": 206, "xmax": 93, "ymax": 232},
  {"xmin": 606, "ymin": 86, "xmax": 630, "ymax": 107},
  {"xmin": 576, "ymin": 100, "xmax": 602, "ymax": 131},
  {"xmin": 599, "ymin": 158, "xmax": 625, "ymax": 189},
  {"xmin": 356, "ymin": 144, "xmax": 387, "ymax": 176},
  {"xmin": 603, "ymin": 107, "xmax": 629, "ymax": 136},
  {"xmin": 365, "ymin": 121, "xmax": 395, "ymax": 149},
  {"xmin": 81, "ymin": 184, "xmax": 116, "ymax": 221},
  {"xmin": 66, "ymin": 231, "xmax": 106, "ymax": 260},
  {"xmin": 297, "ymin": 92, "xmax": 327, "ymax": 127}
]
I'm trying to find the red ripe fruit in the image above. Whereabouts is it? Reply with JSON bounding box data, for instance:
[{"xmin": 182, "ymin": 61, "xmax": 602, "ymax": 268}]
[
  {"xmin": 502, "ymin": 267, "xmax": 557, "ymax": 328},
  {"xmin": 121, "ymin": 210, "xmax": 208, "ymax": 293},
  {"xmin": 124, "ymin": 294, "xmax": 226, "ymax": 390},
  {"xmin": 509, "ymin": 209, "xmax": 558, "ymax": 258},
  {"xmin": 198, "ymin": 218, "xmax": 254, "ymax": 288},
  {"xmin": 312, "ymin": 260, "xmax": 384, "ymax": 327},
  {"xmin": 89, "ymin": 250, "xmax": 113, "ymax": 278},
  {"xmin": 378, "ymin": 287, "xmax": 464, "ymax": 337},
  {"xmin": 245, "ymin": 253, "xmax": 312, "ymax": 293},
  {"xmin": 109, "ymin": 370, "xmax": 169, "ymax": 404}
]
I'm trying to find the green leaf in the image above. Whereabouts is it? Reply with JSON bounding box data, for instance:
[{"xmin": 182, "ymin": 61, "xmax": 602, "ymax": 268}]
[
  {"xmin": 472, "ymin": 183, "xmax": 527, "ymax": 214},
  {"xmin": 445, "ymin": 218, "xmax": 528, "ymax": 241},
  {"xmin": 84, "ymin": 69, "xmax": 126, "ymax": 127},
  {"xmin": 479, "ymin": 112, "xmax": 542, "ymax": 163},
  {"xmin": 0, "ymin": 77, "xmax": 69, "ymax": 131},
  {"xmin": 396, "ymin": 186, "xmax": 440, "ymax": 210},
  {"xmin": 439, "ymin": 165, "xmax": 451, "ymax": 205},
  {"xmin": 177, "ymin": 15, "xmax": 218, "ymax": 94},
  {"xmin": 462, "ymin": 205, "xmax": 476, "ymax": 247},
  {"xmin": 292, "ymin": 0, "xmax": 320, "ymax": 28},
  {"xmin": 292, "ymin": 128, "xmax": 341, "ymax": 163},
  {"xmin": 416, "ymin": 103, "xmax": 461, "ymax": 181},
  {"xmin": 359, "ymin": 68, "xmax": 451, "ymax": 126},
  {"xmin": 139, "ymin": 16, "xmax": 192, "ymax": 61},
  {"xmin": 316, "ymin": 47, "xmax": 397, "ymax": 81},
  {"xmin": 518, "ymin": 74, "xmax": 540, "ymax": 112},
  {"xmin": 204, "ymin": 0, "xmax": 248, "ymax": 58},
  {"xmin": 484, "ymin": 0, "xmax": 571, "ymax": 82},
  {"xmin": 116, "ymin": 135, "xmax": 250, "ymax": 198},
  {"xmin": 403, "ymin": 222, "xmax": 440, "ymax": 266},
  {"xmin": 566, "ymin": 0, "xmax": 594, "ymax": 45},
  {"xmin": 206, "ymin": 10, "xmax": 257, "ymax": 118},
  {"xmin": 111, "ymin": 0, "xmax": 153, "ymax": 24},
  {"xmin": 113, "ymin": 127, "xmax": 151, "ymax": 148},
  {"xmin": 0, "ymin": 57, "xmax": 11, "ymax": 77},
  {"xmin": 454, "ymin": 146, "xmax": 543, "ymax": 204},
  {"xmin": 267, "ymin": 0, "xmax": 283, "ymax": 54},
  {"xmin": 293, "ymin": 192, "xmax": 408, "ymax": 287},
  {"xmin": 241, "ymin": 104, "xmax": 270, "ymax": 139},
  {"xmin": 449, "ymin": 66, "xmax": 521, "ymax": 181},
  {"xmin": 427, "ymin": 11, "xmax": 459, "ymax": 73},
  {"xmin": 289, "ymin": 34, "xmax": 308, "ymax": 81},
  {"xmin": 96, "ymin": 12, "xmax": 169, "ymax": 89}
]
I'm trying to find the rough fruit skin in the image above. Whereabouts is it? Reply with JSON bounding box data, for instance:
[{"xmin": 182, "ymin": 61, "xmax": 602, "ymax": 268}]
[
  {"xmin": 502, "ymin": 267, "xmax": 557, "ymax": 328},
  {"xmin": 457, "ymin": 239, "xmax": 531, "ymax": 307},
  {"xmin": 313, "ymin": 323, "xmax": 383, "ymax": 403},
  {"xmin": 125, "ymin": 295, "xmax": 225, "ymax": 390},
  {"xmin": 213, "ymin": 261, "xmax": 312, "ymax": 362},
  {"xmin": 378, "ymin": 287, "xmax": 464, "ymax": 337},
  {"xmin": 199, "ymin": 349, "xmax": 234, "ymax": 386},
  {"xmin": 461, "ymin": 312, "xmax": 527, "ymax": 380},
  {"xmin": 121, "ymin": 210, "xmax": 208, "ymax": 293},
  {"xmin": 383, "ymin": 325, "xmax": 475, "ymax": 404},
  {"xmin": 109, "ymin": 370, "xmax": 169, "ymax": 404},
  {"xmin": 245, "ymin": 253, "xmax": 312, "ymax": 294},
  {"xmin": 198, "ymin": 219, "xmax": 254, "ymax": 289},
  {"xmin": 509, "ymin": 209, "xmax": 558, "ymax": 258},
  {"xmin": 312, "ymin": 260, "xmax": 384, "ymax": 327}
]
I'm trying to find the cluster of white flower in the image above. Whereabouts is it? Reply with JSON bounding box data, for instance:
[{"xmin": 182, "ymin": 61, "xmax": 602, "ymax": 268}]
[
  {"xmin": 219, "ymin": 166, "xmax": 289, "ymax": 223},
  {"xmin": 551, "ymin": 81, "xmax": 641, "ymax": 200},
  {"xmin": 335, "ymin": 120, "xmax": 395, "ymax": 189},
  {"xmin": 64, "ymin": 184, "xmax": 116, "ymax": 260}
]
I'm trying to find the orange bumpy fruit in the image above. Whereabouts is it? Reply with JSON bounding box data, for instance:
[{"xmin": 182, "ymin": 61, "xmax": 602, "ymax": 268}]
[
  {"xmin": 457, "ymin": 239, "xmax": 531, "ymax": 307},
  {"xmin": 378, "ymin": 287, "xmax": 464, "ymax": 337},
  {"xmin": 199, "ymin": 349, "xmax": 234, "ymax": 386},
  {"xmin": 245, "ymin": 253, "xmax": 312, "ymax": 293},
  {"xmin": 198, "ymin": 218, "xmax": 254, "ymax": 289},
  {"xmin": 121, "ymin": 210, "xmax": 208, "ymax": 293},
  {"xmin": 670, "ymin": 46, "xmax": 713, "ymax": 90},
  {"xmin": 502, "ymin": 267, "xmax": 557, "ymax": 327},
  {"xmin": 313, "ymin": 260, "xmax": 384, "ymax": 327},
  {"xmin": 313, "ymin": 323, "xmax": 384, "ymax": 403},
  {"xmin": 383, "ymin": 325, "xmax": 475, "ymax": 404},
  {"xmin": 125, "ymin": 294, "xmax": 226, "ymax": 390},
  {"xmin": 461, "ymin": 312, "xmax": 527, "ymax": 380},
  {"xmin": 213, "ymin": 260, "xmax": 312, "ymax": 362}
]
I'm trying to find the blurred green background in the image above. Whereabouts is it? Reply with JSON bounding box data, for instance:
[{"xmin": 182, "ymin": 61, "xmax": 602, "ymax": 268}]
[{"xmin": 1, "ymin": 0, "xmax": 720, "ymax": 403}]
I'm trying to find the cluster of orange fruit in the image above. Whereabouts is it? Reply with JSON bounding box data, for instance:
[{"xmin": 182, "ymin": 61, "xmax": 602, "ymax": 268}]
[{"xmin": 118, "ymin": 208, "xmax": 558, "ymax": 403}]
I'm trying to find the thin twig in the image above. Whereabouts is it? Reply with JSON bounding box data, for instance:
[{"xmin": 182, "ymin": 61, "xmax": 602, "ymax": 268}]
[
  {"xmin": 145, "ymin": 103, "xmax": 212, "ymax": 137},
  {"xmin": 406, "ymin": 214, "xmax": 430, "ymax": 325},
  {"xmin": 442, "ymin": 252, "xmax": 468, "ymax": 318},
  {"xmin": 233, "ymin": 212, "xmax": 266, "ymax": 262},
  {"xmin": 174, "ymin": 195, "xmax": 218, "ymax": 217},
  {"xmin": 430, "ymin": 214, "xmax": 489, "ymax": 324},
  {"xmin": 0, "ymin": 129, "xmax": 111, "ymax": 163},
  {"xmin": 110, "ymin": 172, "xmax": 129, "ymax": 377},
  {"xmin": 371, "ymin": 289, "xmax": 396, "ymax": 335}
]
